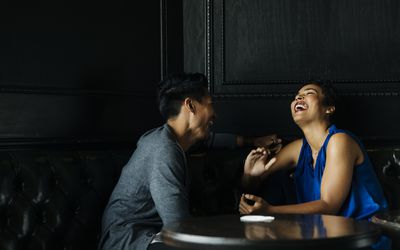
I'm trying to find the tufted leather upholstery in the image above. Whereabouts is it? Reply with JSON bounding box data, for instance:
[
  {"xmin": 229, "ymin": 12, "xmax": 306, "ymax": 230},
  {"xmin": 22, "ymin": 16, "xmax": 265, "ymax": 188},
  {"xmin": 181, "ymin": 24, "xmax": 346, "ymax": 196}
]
[
  {"xmin": 0, "ymin": 149, "xmax": 131, "ymax": 250},
  {"xmin": 0, "ymin": 146, "xmax": 399, "ymax": 250},
  {"xmin": 368, "ymin": 149, "xmax": 400, "ymax": 210},
  {"xmin": 367, "ymin": 149, "xmax": 400, "ymax": 250}
]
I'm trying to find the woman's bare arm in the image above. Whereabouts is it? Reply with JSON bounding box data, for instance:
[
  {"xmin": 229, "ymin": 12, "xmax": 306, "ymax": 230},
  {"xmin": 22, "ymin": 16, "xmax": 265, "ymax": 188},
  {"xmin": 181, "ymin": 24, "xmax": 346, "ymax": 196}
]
[
  {"xmin": 240, "ymin": 133, "xmax": 363, "ymax": 215},
  {"xmin": 241, "ymin": 139, "xmax": 303, "ymax": 190}
]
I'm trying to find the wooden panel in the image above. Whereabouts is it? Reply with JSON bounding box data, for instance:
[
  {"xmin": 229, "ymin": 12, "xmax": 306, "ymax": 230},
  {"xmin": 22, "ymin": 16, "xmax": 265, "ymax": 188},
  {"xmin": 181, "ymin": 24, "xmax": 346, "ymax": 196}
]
[
  {"xmin": 0, "ymin": 0, "xmax": 163, "ymax": 142},
  {"xmin": 0, "ymin": 1, "xmax": 161, "ymax": 93},
  {"xmin": 182, "ymin": 0, "xmax": 400, "ymax": 141},
  {"xmin": 207, "ymin": 0, "xmax": 400, "ymax": 97},
  {"xmin": 183, "ymin": 0, "xmax": 206, "ymax": 74},
  {"xmin": 212, "ymin": 95, "xmax": 400, "ymax": 143},
  {"xmin": 0, "ymin": 93, "xmax": 162, "ymax": 143},
  {"xmin": 161, "ymin": 0, "xmax": 184, "ymax": 79}
]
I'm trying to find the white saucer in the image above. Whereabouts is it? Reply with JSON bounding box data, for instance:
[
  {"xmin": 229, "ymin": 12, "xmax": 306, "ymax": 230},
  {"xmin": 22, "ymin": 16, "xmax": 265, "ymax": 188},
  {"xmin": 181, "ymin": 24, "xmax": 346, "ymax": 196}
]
[{"xmin": 240, "ymin": 215, "xmax": 275, "ymax": 223}]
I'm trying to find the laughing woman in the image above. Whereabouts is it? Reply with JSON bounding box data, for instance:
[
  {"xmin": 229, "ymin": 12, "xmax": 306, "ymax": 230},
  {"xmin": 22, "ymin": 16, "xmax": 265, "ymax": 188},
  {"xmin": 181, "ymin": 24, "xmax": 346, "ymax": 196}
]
[{"xmin": 239, "ymin": 81, "xmax": 389, "ymax": 249}]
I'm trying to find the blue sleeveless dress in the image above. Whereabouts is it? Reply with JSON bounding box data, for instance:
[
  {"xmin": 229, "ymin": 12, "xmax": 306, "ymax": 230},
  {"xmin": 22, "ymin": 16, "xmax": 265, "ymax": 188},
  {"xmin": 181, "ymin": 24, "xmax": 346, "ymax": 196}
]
[
  {"xmin": 294, "ymin": 125, "xmax": 390, "ymax": 249},
  {"xmin": 294, "ymin": 124, "xmax": 388, "ymax": 219}
]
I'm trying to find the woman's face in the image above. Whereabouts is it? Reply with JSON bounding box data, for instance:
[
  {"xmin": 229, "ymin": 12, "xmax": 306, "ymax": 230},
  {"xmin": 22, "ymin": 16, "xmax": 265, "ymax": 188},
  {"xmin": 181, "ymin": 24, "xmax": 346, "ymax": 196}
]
[{"xmin": 290, "ymin": 84, "xmax": 333, "ymax": 125}]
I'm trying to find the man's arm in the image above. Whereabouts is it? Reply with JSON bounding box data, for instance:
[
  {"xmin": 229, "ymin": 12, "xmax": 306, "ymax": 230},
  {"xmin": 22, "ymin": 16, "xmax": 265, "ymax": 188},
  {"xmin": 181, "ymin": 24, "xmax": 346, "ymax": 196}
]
[
  {"xmin": 149, "ymin": 147, "xmax": 190, "ymax": 224},
  {"xmin": 188, "ymin": 133, "xmax": 281, "ymax": 155},
  {"xmin": 236, "ymin": 134, "xmax": 282, "ymax": 150},
  {"xmin": 209, "ymin": 133, "xmax": 282, "ymax": 150}
]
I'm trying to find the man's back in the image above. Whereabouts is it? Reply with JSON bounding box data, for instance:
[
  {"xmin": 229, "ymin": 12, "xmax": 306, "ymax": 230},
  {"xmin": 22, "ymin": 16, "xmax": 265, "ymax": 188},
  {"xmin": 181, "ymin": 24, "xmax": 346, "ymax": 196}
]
[{"xmin": 98, "ymin": 124, "xmax": 190, "ymax": 250}]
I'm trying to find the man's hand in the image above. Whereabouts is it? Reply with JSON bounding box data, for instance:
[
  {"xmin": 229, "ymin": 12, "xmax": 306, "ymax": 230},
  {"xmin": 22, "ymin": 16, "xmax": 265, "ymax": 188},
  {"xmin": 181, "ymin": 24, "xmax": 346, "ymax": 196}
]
[
  {"xmin": 239, "ymin": 194, "xmax": 271, "ymax": 214},
  {"xmin": 237, "ymin": 134, "xmax": 282, "ymax": 154},
  {"xmin": 244, "ymin": 147, "xmax": 276, "ymax": 177},
  {"xmin": 253, "ymin": 134, "xmax": 282, "ymax": 154}
]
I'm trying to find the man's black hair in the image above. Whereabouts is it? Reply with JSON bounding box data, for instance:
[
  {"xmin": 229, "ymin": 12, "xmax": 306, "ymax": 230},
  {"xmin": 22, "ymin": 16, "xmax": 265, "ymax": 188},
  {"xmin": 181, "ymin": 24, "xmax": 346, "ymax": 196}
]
[{"xmin": 158, "ymin": 73, "xmax": 209, "ymax": 120}]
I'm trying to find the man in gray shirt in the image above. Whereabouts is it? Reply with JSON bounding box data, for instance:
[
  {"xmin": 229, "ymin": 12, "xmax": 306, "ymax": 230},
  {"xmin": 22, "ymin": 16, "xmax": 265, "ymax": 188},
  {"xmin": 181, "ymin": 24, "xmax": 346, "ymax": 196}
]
[{"xmin": 99, "ymin": 73, "xmax": 281, "ymax": 250}]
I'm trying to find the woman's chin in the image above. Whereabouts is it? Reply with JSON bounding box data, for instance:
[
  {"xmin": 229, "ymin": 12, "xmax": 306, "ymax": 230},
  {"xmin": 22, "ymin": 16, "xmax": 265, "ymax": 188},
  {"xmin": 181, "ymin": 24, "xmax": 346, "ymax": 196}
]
[{"xmin": 293, "ymin": 117, "xmax": 308, "ymax": 127}]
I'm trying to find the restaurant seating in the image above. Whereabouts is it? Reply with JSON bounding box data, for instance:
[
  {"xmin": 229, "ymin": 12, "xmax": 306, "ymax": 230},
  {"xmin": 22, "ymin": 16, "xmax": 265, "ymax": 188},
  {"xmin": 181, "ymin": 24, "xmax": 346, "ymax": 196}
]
[
  {"xmin": 368, "ymin": 149, "xmax": 400, "ymax": 210},
  {"xmin": 368, "ymin": 149, "xmax": 400, "ymax": 250},
  {"xmin": 372, "ymin": 210, "xmax": 400, "ymax": 250},
  {"xmin": 0, "ymin": 148, "xmax": 131, "ymax": 250},
  {"xmin": 0, "ymin": 146, "xmax": 398, "ymax": 250}
]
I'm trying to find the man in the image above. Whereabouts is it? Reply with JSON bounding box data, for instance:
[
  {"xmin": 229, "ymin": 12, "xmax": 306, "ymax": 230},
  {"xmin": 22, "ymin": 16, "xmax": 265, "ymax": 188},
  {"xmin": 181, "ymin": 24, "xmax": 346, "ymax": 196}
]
[{"xmin": 99, "ymin": 73, "xmax": 280, "ymax": 250}]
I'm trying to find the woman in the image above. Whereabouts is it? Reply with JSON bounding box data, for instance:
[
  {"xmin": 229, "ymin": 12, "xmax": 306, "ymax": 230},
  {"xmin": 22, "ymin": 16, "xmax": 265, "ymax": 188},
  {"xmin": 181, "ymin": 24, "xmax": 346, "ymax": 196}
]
[
  {"xmin": 239, "ymin": 81, "xmax": 387, "ymax": 219},
  {"xmin": 239, "ymin": 81, "xmax": 389, "ymax": 248}
]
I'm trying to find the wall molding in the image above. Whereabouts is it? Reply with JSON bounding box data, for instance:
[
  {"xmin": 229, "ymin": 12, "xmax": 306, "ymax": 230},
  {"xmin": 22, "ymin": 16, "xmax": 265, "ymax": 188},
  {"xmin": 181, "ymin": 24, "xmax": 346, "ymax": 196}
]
[
  {"xmin": 206, "ymin": 0, "xmax": 400, "ymax": 98},
  {"xmin": 160, "ymin": 0, "xmax": 183, "ymax": 80},
  {"xmin": 0, "ymin": 84, "xmax": 155, "ymax": 97},
  {"xmin": 0, "ymin": 137, "xmax": 137, "ymax": 150}
]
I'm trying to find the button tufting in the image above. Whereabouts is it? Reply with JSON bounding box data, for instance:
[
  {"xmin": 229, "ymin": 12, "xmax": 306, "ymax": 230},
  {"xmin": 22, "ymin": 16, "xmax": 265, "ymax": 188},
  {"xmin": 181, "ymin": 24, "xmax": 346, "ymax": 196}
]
[{"xmin": 1, "ymin": 149, "xmax": 133, "ymax": 250}]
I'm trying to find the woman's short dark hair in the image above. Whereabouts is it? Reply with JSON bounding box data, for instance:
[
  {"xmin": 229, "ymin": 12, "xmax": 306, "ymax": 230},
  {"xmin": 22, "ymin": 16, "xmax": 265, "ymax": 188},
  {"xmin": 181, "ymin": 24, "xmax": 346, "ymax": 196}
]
[
  {"xmin": 302, "ymin": 80, "xmax": 337, "ymax": 108},
  {"xmin": 301, "ymin": 80, "xmax": 338, "ymax": 123},
  {"xmin": 158, "ymin": 73, "xmax": 208, "ymax": 120}
]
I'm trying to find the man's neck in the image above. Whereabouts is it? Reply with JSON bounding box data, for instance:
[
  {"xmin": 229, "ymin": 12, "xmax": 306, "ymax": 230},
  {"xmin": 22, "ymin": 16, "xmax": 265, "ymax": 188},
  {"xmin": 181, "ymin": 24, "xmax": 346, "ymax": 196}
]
[{"xmin": 167, "ymin": 118, "xmax": 194, "ymax": 152}]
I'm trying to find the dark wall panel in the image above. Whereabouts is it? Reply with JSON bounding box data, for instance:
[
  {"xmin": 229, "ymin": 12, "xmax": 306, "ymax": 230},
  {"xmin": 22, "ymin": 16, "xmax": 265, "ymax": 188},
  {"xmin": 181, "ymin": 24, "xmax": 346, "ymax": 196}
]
[
  {"xmin": 208, "ymin": 0, "xmax": 400, "ymax": 95},
  {"xmin": 212, "ymin": 95, "xmax": 400, "ymax": 142},
  {"xmin": 0, "ymin": 0, "xmax": 163, "ymax": 143},
  {"xmin": 184, "ymin": 0, "xmax": 400, "ymax": 143},
  {"xmin": 224, "ymin": 0, "xmax": 400, "ymax": 82},
  {"xmin": 161, "ymin": 0, "xmax": 184, "ymax": 79},
  {"xmin": 0, "ymin": 93, "xmax": 160, "ymax": 140},
  {"xmin": 183, "ymin": 0, "xmax": 205, "ymax": 74}
]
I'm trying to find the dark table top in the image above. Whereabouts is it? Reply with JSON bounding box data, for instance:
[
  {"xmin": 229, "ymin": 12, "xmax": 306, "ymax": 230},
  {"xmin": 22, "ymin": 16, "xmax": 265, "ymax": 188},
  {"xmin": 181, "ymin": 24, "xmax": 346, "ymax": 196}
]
[
  {"xmin": 161, "ymin": 214, "xmax": 381, "ymax": 250},
  {"xmin": 372, "ymin": 209, "xmax": 400, "ymax": 231}
]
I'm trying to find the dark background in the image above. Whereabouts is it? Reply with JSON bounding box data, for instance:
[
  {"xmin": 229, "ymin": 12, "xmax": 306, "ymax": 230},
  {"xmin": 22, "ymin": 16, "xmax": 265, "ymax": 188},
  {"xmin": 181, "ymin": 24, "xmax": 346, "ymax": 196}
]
[
  {"xmin": 183, "ymin": 0, "xmax": 400, "ymax": 146},
  {"xmin": 0, "ymin": 0, "xmax": 162, "ymax": 146},
  {"xmin": 0, "ymin": 0, "xmax": 399, "ymax": 147}
]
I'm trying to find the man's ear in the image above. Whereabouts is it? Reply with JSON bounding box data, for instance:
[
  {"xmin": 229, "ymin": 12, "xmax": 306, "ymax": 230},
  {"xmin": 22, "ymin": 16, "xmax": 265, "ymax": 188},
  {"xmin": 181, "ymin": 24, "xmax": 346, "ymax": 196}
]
[
  {"xmin": 184, "ymin": 98, "xmax": 196, "ymax": 113},
  {"xmin": 326, "ymin": 106, "xmax": 335, "ymax": 115}
]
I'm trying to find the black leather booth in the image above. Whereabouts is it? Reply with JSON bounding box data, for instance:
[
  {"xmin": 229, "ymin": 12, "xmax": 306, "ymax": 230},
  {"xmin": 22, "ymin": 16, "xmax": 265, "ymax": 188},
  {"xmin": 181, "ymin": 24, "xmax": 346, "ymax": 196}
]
[
  {"xmin": 368, "ymin": 149, "xmax": 400, "ymax": 250},
  {"xmin": 0, "ymin": 147, "xmax": 131, "ymax": 250},
  {"xmin": 0, "ymin": 144, "xmax": 399, "ymax": 250}
]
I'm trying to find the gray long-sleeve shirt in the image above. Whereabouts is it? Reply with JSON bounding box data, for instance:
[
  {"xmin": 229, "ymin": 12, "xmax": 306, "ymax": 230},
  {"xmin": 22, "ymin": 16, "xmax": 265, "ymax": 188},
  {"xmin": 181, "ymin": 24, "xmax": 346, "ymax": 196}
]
[
  {"xmin": 98, "ymin": 124, "xmax": 190, "ymax": 250},
  {"xmin": 98, "ymin": 124, "xmax": 237, "ymax": 250}
]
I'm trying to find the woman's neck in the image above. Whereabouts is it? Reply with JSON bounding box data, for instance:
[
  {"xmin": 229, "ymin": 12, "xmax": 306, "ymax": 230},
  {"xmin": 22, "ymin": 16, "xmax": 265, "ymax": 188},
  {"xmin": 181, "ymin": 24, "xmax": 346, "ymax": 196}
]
[{"xmin": 302, "ymin": 122, "xmax": 331, "ymax": 153}]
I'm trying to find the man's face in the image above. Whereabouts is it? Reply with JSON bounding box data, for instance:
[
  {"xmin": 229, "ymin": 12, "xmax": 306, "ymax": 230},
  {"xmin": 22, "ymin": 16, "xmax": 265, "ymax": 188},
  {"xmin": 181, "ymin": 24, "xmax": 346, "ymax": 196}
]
[{"xmin": 190, "ymin": 94, "xmax": 216, "ymax": 141}]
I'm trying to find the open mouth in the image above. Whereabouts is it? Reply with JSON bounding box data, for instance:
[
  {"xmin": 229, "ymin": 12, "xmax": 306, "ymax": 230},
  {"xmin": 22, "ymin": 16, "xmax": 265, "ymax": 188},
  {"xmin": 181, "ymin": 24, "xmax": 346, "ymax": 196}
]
[
  {"xmin": 207, "ymin": 120, "xmax": 214, "ymax": 129},
  {"xmin": 294, "ymin": 101, "xmax": 308, "ymax": 113}
]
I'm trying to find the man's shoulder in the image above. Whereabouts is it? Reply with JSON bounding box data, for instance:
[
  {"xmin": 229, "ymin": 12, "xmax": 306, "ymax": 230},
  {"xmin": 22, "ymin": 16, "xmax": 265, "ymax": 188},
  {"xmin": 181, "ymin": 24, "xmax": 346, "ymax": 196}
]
[
  {"xmin": 139, "ymin": 124, "xmax": 174, "ymax": 145},
  {"xmin": 137, "ymin": 125, "xmax": 182, "ymax": 156}
]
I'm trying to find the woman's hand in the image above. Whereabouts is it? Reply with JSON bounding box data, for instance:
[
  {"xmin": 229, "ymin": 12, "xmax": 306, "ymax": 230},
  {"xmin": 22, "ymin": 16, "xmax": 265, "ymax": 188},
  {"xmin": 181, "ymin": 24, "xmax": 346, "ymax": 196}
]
[
  {"xmin": 239, "ymin": 194, "xmax": 271, "ymax": 214},
  {"xmin": 244, "ymin": 147, "xmax": 276, "ymax": 177}
]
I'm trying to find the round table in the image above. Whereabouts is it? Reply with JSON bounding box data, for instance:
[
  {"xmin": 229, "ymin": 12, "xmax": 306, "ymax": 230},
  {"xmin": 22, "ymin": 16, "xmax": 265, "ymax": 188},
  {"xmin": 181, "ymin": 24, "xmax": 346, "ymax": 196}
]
[{"xmin": 161, "ymin": 214, "xmax": 381, "ymax": 250}]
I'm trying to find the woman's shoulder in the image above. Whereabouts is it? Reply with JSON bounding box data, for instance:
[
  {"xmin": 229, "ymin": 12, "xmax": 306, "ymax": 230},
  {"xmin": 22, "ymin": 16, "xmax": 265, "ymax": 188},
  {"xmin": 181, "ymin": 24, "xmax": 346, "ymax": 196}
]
[
  {"xmin": 327, "ymin": 125, "xmax": 359, "ymax": 146},
  {"xmin": 329, "ymin": 125, "xmax": 359, "ymax": 140},
  {"xmin": 327, "ymin": 132, "xmax": 363, "ymax": 163},
  {"xmin": 328, "ymin": 132, "xmax": 358, "ymax": 149}
]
